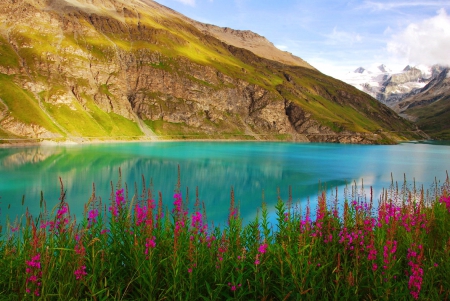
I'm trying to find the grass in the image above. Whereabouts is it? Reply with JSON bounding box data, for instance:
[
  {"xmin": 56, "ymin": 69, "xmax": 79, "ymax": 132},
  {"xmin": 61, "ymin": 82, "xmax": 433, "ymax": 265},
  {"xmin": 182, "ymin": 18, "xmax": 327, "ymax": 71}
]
[
  {"xmin": 144, "ymin": 117, "xmax": 259, "ymax": 140},
  {"xmin": 43, "ymin": 95, "xmax": 143, "ymax": 138},
  {"xmin": 0, "ymin": 3, "xmax": 425, "ymax": 143},
  {"xmin": 405, "ymin": 95, "xmax": 450, "ymax": 140},
  {"xmin": 1, "ymin": 173, "xmax": 449, "ymax": 300},
  {"xmin": 0, "ymin": 74, "xmax": 62, "ymax": 134},
  {"xmin": 0, "ymin": 36, "xmax": 20, "ymax": 68}
]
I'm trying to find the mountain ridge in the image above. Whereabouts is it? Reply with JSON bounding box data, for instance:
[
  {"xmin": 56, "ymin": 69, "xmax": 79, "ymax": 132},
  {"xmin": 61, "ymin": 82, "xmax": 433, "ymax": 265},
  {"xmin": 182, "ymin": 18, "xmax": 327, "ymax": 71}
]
[
  {"xmin": 0, "ymin": 0, "xmax": 425, "ymax": 144},
  {"xmin": 341, "ymin": 63, "xmax": 449, "ymax": 139}
]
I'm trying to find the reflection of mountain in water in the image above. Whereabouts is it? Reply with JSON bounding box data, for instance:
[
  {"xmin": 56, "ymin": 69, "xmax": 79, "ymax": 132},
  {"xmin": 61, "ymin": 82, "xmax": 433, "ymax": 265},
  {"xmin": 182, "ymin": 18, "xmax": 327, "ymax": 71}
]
[
  {"xmin": 0, "ymin": 143, "xmax": 349, "ymax": 226},
  {"xmin": 2, "ymin": 142, "xmax": 448, "ymax": 227},
  {"xmin": 0, "ymin": 147, "xmax": 59, "ymax": 168}
]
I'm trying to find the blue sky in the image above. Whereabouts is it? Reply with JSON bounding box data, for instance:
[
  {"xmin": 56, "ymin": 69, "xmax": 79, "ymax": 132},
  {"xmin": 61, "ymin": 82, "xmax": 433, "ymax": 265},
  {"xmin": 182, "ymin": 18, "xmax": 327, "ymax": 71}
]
[{"xmin": 153, "ymin": 0, "xmax": 450, "ymax": 79}]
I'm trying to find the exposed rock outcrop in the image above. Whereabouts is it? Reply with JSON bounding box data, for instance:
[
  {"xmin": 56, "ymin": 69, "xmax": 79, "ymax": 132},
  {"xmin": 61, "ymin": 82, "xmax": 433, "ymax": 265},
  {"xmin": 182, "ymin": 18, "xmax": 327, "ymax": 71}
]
[{"xmin": 0, "ymin": 0, "xmax": 424, "ymax": 144}]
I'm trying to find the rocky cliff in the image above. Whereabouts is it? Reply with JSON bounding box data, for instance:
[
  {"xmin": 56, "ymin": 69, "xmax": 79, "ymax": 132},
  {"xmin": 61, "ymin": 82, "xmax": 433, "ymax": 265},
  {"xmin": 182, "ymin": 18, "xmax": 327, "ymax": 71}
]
[
  {"xmin": 0, "ymin": 0, "xmax": 424, "ymax": 144},
  {"xmin": 392, "ymin": 68, "xmax": 450, "ymax": 140}
]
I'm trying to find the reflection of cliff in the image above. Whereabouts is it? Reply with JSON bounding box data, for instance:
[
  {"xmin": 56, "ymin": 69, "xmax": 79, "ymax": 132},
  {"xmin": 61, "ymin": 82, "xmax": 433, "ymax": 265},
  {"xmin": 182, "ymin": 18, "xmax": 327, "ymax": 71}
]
[
  {"xmin": 0, "ymin": 143, "xmax": 352, "ymax": 226},
  {"xmin": 0, "ymin": 147, "xmax": 60, "ymax": 168}
]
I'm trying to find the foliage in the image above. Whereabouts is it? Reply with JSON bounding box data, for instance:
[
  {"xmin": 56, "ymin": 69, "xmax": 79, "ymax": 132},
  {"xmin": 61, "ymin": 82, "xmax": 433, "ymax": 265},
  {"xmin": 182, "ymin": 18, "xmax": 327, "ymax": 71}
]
[{"xmin": 1, "ymin": 173, "xmax": 450, "ymax": 300}]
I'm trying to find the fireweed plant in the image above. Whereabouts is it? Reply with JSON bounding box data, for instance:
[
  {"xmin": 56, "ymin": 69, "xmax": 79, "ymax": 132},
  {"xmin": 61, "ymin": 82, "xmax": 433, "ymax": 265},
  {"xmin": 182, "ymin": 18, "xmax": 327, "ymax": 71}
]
[{"xmin": 0, "ymin": 171, "xmax": 449, "ymax": 300}]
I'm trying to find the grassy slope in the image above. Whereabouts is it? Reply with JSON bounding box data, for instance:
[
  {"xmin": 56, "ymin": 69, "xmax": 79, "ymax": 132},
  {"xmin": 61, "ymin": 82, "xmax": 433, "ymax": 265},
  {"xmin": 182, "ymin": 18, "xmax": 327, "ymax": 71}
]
[
  {"xmin": 0, "ymin": 3, "xmax": 421, "ymax": 142},
  {"xmin": 406, "ymin": 96, "xmax": 450, "ymax": 140},
  {"xmin": 0, "ymin": 74, "xmax": 62, "ymax": 134},
  {"xmin": 0, "ymin": 20, "xmax": 144, "ymax": 139}
]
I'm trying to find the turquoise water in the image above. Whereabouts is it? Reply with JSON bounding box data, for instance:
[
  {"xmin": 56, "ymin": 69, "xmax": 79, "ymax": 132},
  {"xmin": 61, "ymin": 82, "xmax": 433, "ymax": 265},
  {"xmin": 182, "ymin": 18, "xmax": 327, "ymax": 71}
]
[{"xmin": 1, "ymin": 141, "xmax": 449, "ymax": 226}]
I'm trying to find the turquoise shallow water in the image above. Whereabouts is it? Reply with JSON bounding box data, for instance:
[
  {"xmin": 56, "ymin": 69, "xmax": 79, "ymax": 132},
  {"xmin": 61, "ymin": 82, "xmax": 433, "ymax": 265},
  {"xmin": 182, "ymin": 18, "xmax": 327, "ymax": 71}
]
[{"xmin": 0, "ymin": 141, "xmax": 449, "ymax": 226}]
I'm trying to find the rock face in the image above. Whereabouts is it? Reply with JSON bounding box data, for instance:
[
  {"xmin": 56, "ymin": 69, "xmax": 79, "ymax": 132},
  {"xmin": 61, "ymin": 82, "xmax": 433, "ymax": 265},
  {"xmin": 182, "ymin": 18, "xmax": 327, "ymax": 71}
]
[
  {"xmin": 341, "ymin": 64, "xmax": 449, "ymax": 139},
  {"xmin": 391, "ymin": 68, "xmax": 450, "ymax": 139},
  {"xmin": 342, "ymin": 64, "xmax": 450, "ymax": 104},
  {"xmin": 0, "ymin": 0, "xmax": 424, "ymax": 144},
  {"xmin": 191, "ymin": 23, "xmax": 315, "ymax": 70}
]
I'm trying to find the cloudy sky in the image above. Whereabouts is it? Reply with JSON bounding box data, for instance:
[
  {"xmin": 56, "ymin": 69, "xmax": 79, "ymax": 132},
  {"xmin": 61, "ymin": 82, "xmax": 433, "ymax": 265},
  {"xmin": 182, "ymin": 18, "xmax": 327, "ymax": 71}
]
[{"xmin": 153, "ymin": 0, "xmax": 450, "ymax": 79}]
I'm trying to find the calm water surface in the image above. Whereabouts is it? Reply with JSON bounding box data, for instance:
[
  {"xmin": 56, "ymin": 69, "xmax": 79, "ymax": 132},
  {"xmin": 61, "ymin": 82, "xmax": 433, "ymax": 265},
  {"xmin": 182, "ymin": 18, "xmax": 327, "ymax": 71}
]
[{"xmin": 1, "ymin": 141, "xmax": 449, "ymax": 226}]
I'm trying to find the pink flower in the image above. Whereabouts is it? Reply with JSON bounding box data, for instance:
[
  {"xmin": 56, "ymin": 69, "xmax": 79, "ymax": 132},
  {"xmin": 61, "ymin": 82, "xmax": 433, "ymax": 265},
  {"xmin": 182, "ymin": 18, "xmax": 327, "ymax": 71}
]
[
  {"xmin": 173, "ymin": 193, "xmax": 183, "ymax": 214},
  {"xmin": 88, "ymin": 209, "xmax": 99, "ymax": 226},
  {"xmin": 74, "ymin": 265, "xmax": 87, "ymax": 280},
  {"xmin": 145, "ymin": 236, "xmax": 156, "ymax": 257},
  {"xmin": 258, "ymin": 243, "xmax": 268, "ymax": 254},
  {"xmin": 439, "ymin": 195, "xmax": 450, "ymax": 212},
  {"xmin": 228, "ymin": 282, "xmax": 241, "ymax": 291},
  {"xmin": 255, "ymin": 254, "xmax": 260, "ymax": 265},
  {"xmin": 134, "ymin": 204, "xmax": 148, "ymax": 226},
  {"xmin": 25, "ymin": 253, "xmax": 42, "ymax": 296},
  {"xmin": 191, "ymin": 211, "xmax": 203, "ymax": 229}
]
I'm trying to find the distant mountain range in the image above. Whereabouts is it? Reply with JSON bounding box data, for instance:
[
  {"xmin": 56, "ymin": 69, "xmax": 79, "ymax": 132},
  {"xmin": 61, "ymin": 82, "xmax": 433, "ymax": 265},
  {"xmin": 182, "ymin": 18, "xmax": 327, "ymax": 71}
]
[
  {"xmin": 0, "ymin": 0, "xmax": 425, "ymax": 144},
  {"xmin": 341, "ymin": 64, "xmax": 450, "ymax": 139}
]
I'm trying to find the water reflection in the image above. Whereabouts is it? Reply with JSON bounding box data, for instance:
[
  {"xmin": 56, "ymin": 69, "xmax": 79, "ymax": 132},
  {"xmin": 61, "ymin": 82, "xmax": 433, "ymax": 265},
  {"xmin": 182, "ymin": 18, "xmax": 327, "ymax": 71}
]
[{"xmin": 1, "ymin": 142, "xmax": 449, "ymax": 227}]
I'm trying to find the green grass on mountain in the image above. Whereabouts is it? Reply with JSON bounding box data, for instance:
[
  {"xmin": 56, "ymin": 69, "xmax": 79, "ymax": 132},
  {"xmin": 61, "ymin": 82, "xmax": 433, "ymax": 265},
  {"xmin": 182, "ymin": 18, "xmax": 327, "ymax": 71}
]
[
  {"xmin": 45, "ymin": 102, "xmax": 108, "ymax": 137},
  {"xmin": 0, "ymin": 74, "xmax": 62, "ymax": 133},
  {"xmin": 406, "ymin": 96, "xmax": 450, "ymax": 140},
  {"xmin": 144, "ymin": 118, "xmax": 255, "ymax": 140},
  {"xmin": 0, "ymin": 1, "xmax": 425, "ymax": 143},
  {"xmin": 0, "ymin": 36, "xmax": 19, "ymax": 68},
  {"xmin": 44, "ymin": 96, "xmax": 143, "ymax": 138}
]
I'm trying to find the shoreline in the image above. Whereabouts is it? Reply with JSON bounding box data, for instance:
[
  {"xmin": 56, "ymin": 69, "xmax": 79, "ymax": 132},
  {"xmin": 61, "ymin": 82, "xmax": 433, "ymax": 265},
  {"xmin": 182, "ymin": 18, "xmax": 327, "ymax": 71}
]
[
  {"xmin": 0, "ymin": 135, "xmax": 437, "ymax": 148},
  {"xmin": 0, "ymin": 137, "xmax": 292, "ymax": 148}
]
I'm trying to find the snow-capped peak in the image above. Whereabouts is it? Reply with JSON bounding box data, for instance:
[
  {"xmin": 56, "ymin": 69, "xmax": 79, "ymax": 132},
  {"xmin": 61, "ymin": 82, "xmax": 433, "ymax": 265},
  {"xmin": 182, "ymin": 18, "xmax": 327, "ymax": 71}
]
[
  {"xmin": 337, "ymin": 63, "xmax": 445, "ymax": 104},
  {"xmin": 403, "ymin": 65, "xmax": 412, "ymax": 71},
  {"xmin": 377, "ymin": 64, "xmax": 391, "ymax": 73}
]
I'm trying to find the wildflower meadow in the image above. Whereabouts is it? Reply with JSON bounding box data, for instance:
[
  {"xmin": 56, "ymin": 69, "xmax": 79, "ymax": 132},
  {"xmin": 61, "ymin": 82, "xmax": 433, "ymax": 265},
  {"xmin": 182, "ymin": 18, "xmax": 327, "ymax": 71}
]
[{"xmin": 1, "ymin": 171, "xmax": 450, "ymax": 300}]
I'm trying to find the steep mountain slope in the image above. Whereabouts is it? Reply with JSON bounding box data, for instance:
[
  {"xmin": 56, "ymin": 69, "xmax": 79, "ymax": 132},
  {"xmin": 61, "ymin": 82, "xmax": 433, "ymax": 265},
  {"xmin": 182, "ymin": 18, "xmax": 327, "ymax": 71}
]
[
  {"xmin": 392, "ymin": 68, "xmax": 450, "ymax": 140},
  {"xmin": 0, "ymin": 0, "xmax": 424, "ymax": 144},
  {"xmin": 342, "ymin": 64, "xmax": 448, "ymax": 139},
  {"xmin": 191, "ymin": 23, "xmax": 315, "ymax": 70}
]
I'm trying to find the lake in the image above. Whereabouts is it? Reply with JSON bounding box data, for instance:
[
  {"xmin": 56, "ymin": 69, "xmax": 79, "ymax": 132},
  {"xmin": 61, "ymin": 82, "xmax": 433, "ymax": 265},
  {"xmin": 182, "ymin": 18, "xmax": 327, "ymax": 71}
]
[{"xmin": 1, "ymin": 141, "xmax": 449, "ymax": 227}]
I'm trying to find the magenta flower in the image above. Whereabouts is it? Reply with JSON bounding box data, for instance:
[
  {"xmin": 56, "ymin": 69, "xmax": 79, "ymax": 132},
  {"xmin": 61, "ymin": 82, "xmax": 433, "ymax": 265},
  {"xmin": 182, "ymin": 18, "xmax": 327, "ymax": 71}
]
[
  {"xmin": 407, "ymin": 244, "xmax": 424, "ymax": 299},
  {"xmin": 258, "ymin": 243, "xmax": 268, "ymax": 254},
  {"xmin": 145, "ymin": 236, "xmax": 156, "ymax": 257},
  {"xmin": 109, "ymin": 189, "xmax": 125, "ymax": 217},
  {"xmin": 191, "ymin": 211, "xmax": 202, "ymax": 226},
  {"xmin": 74, "ymin": 265, "xmax": 87, "ymax": 280},
  {"xmin": 25, "ymin": 253, "xmax": 42, "ymax": 296},
  {"xmin": 88, "ymin": 209, "xmax": 99, "ymax": 227},
  {"xmin": 173, "ymin": 193, "xmax": 183, "ymax": 214},
  {"xmin": 228, "ymin": 282, "xmax": 241, "ymax": 291},
  {"xmin": 255, "ymin": 254, "xmax": 260, "ymax": 265},
  {"xmin": 439, "ymin": 195, "xmax": 450, "ymax": 212},
  {"xmin": 134, "ymin": 204, "xmax": 148, "ymax": 226}
]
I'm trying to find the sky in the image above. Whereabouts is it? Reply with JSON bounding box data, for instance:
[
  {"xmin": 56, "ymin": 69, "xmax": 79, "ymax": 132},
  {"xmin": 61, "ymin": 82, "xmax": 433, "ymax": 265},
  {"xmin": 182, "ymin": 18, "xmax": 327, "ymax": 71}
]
[{"xmin": 153, "ymin": 0, "xmax": 450, "ymax": 79}]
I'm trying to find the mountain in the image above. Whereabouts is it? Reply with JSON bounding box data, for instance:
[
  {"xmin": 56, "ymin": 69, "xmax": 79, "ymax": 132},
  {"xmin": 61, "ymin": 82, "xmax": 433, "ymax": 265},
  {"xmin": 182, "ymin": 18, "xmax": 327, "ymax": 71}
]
[
  {"xmin": 341, "ymin": 64, "xmax": 449, "ymax": 139},
  {"xmin": 340, "ymin": 64, "xmax": 431, "ymax": 105},
  {"xmin": 0, "ymin": 0, "xmax": 424, "ymax": 144},
  {"xmin": 392, "ymin": 68, "xmax": 450, "ymax": 140}
]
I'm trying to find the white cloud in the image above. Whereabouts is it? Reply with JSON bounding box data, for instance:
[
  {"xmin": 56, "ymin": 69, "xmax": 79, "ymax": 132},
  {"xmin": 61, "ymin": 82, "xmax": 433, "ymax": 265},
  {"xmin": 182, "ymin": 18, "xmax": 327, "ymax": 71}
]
[
  {"xmin": 362, "ymin": 1, "xmax": 449, "ymax": 11},
  {"xmin": 325, "ymin": 27, "xmax": 363, "ymax": 45},
  {"xmin": 174, "ymin": 0, "xmax": 196, "ymax": 6},
  {"xmin": 387, "ymin": 8, "xmax": 450, "ymax": 66}
]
